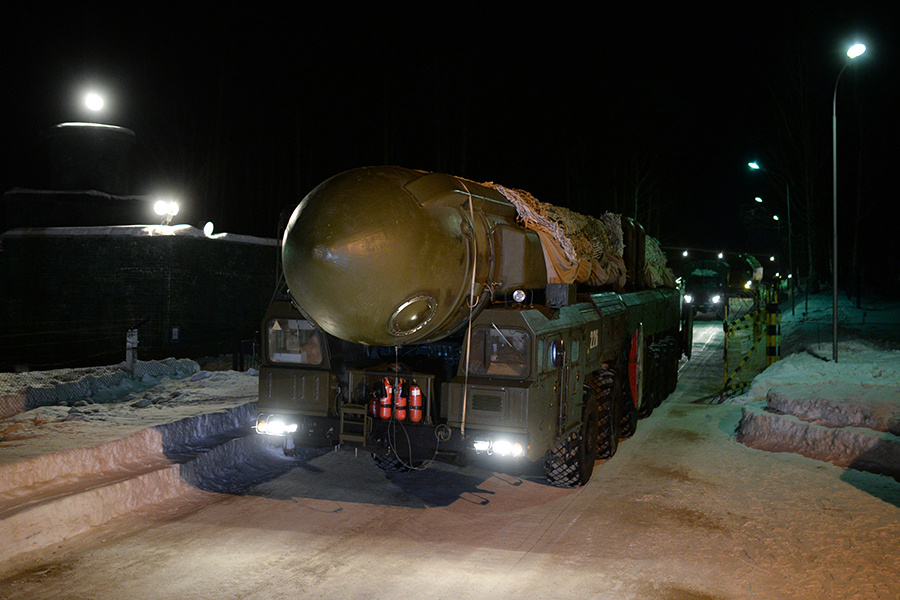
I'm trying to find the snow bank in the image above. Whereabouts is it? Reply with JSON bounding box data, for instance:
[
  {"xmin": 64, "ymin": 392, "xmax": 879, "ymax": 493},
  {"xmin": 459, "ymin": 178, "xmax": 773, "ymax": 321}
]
[
  {"xmin": 737, "ymin": 400, "xmax": 900, "ymax": 480},
  {"xmin": 735, "ymin": 341, "xmax": 900, "ymax": 403},
  {"xmin": 1, "ymin": 222, "xmax": 277, "ymax": 247},
  {"xmin": 0, "ymin": 400, "xmax": 257, "ymax": 563},
  {"xmin": 0, "ymin": 461, "xmax": 197, "ymax": 564},
  {"xmin": 766, "ymin": 382, "xmax": 900, "ymax": 433},
  {"xmin": 733, "ymin": 300, "xmax": 900, "ymax": 479},
  {"xmin": 0, "ymin": 358, "xmax": 201, "ymax": 419}
]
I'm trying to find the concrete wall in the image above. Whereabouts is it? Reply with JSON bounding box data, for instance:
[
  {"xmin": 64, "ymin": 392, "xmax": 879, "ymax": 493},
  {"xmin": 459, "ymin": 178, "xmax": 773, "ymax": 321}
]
[{"xmin": 0, "ymin": 226, "xmax": 278, "ymax": 371}]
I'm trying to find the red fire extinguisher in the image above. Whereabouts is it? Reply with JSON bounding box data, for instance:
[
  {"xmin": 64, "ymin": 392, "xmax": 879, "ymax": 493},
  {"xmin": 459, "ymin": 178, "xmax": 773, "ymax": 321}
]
[
  {"xmin": 409, "ymin": 381, "xmax": 423, "ymax": 423},
  {"xmin": 393, "ymin": 378, "xmax": 407, "ymax": 421},
  {"xmin": 368, "ymin": 392, "xmax": 378, "ymax": 418},
  {"xmin": 379, "ymin": 377, "xmax": 393, "ymax": 420}
]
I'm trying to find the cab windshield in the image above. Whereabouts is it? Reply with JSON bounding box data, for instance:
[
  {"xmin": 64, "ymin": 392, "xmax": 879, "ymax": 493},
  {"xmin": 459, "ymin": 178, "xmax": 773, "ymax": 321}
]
[
  {"xmin": 467, "ymin": 325, "xmax": 529, "ymax": 377},
  {"xmin": 267, "ymin": 318, "xmax": 323, "ymax": 365}
]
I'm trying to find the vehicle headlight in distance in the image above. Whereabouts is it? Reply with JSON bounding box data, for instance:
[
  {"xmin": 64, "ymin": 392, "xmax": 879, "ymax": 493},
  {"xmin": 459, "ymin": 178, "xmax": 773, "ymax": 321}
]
[
  {"xmin": 684, "ymin": 294, "xmax": 693, "ymax": 304},
  {"xmin": 712, "ymin": 295, "xmax": 721, "ymax": 304}
]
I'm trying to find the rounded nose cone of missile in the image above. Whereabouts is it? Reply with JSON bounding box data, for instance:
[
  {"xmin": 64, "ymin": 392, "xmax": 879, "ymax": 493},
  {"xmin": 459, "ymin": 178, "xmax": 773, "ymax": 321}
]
[{"xmin": 282, "ymin": 166, "xmax": 471, "ymax": 346}]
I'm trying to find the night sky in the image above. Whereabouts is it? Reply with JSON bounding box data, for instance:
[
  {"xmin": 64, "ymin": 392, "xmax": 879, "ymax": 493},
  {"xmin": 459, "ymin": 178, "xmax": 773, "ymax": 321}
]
[{"xmin": 3, "ymin": 2, "xmax": 899, "ymax": 289}]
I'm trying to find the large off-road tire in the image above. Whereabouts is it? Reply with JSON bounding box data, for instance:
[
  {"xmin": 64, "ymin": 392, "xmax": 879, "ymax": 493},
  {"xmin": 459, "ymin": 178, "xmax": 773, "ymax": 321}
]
[
  {"xmin": 664, "ymin": 336, "xmax": 679, "ymax": 395},
  {"xmin": 543, "ymin": 390, "xmax": 599, "ymax": 488},
  {"xmin": 681, "ymin": 306, "xmax": 694, "ymax": 360},
  {"xmin": 638, "ymin": 343, "xmax": 659, "ymax": 417},
  {"xmin": 619, "ymin": 363, "xmax": 639, "ymax": 440},
  {"xmin": 595, "ymin": 368, "xmax": 620, "ymax": 458},
  {"xmin": 653, "ymin": 342, "xmax": 666, "ymax": 409}
]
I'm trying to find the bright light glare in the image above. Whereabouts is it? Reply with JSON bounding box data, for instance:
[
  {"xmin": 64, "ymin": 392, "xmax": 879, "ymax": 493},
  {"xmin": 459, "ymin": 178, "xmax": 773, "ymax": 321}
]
[
  {"xmin": 492, "ymin": 440, "xmax": 524, "ymax": 457},
  {"xmin": 770, "ymin": 256, "xmax": 776, "ymax": 262},
  {"xmin": 712, "ymin": 295, "xmax": 721, "ymax": 304},
  {"xmin": 85, "ymin": 92, "xmax": 104, "ymax": 111},
  {"xmin": 773, "ymin": 215, "xmax": 780, "ymax": 221},
  {"xmin": 203, "ymin": 221, "xmax": 215, "ymax": 236},
  {"xmin": 257, "ymin": 418, "xmax": 298, "ymax": 436},
  {"xmin": 744, "ymin": 280, "xmax": 752, "ymax": 289},
  {"xmin": 847, "ymin": 43, "xmax": 866, "ymax": 59},
  {"xmin": 717, "ymin": 252, "xmax": 724, "ymax": 259},
  {"xmin": 755, "ymin": 196, "xmax": 763, "ymax": 203},
  {"xmin": 474, "ymin": 439, "xmax": 524, "ymax": 457},
  {"xmin": 682, "ymin": 250, "xmax": 689, "ymax": 257},
  {"xmin": 684, "ymin": 294, "xmax": 693, "ymax": 304},
  {"xmin": 748, "ymin": 162, "xmax": 760, "ymax": 170},
  {"xmin": 154, "ymin": 199, "xmax": 179, "ymax": 216}
]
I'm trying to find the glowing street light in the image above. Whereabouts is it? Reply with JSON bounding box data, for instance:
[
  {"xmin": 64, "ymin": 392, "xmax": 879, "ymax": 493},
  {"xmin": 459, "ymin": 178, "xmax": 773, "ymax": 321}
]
[
  {"xmin": 847, "ymin": 43, "xmax": 866, "ymax": 59},
  {"xmin": 748, "ymin": 162, "xmax": 794, "ymax": 315},
  {"xmin": 832, "ymin": 41, "xmax": 868, "ymax": 363},
  {"xmin": 84, "ymin": 92, "xmax": 104, "ymax": 112}
]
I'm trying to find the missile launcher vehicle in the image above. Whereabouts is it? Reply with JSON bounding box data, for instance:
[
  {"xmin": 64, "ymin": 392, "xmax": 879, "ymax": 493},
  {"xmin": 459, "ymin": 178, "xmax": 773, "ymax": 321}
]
[{"xmin": 255, "ymin": 166, "xmax": 689, "ymax": 487}]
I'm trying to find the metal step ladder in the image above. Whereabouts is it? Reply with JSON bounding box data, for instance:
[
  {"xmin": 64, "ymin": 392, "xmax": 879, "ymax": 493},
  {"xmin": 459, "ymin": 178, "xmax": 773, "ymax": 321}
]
[{"xmin": 339, "ymin": 404, "xmax": 371, "ymax": 444}]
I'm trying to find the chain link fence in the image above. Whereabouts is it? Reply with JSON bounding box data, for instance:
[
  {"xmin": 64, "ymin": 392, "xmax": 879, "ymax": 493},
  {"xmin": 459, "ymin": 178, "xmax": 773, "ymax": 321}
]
[{"xmin": 779, "ymin": 291, "xmax": 900, "ymax": 360}]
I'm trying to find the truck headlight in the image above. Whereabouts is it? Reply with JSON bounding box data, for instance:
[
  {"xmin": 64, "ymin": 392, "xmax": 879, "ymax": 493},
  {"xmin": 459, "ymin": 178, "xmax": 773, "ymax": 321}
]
[
  {"xmin": 712, "ymin": 295, "xmax": 721, "ymax": 304},
  {"xmin": 255, "ymin": 414, "xmax": 299, "ymax": 436},
  {"xmin": 473, "ymin": 438, "xmax": 524, "ymax": 457},
  {"xmin": 684, "ymin": 294, "xmax": 693, "ymax": 304},
  {"xmin": 493, "ymin": 440, "xmax": 524, "ymax": 457},
  {"xmin": 473, "ymin": 440, "xmax": 491, "ymax": 453}
]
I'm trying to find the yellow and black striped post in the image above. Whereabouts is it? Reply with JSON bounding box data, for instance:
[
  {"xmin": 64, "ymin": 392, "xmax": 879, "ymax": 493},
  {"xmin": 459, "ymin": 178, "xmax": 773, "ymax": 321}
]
[{"xmin": 765, "ymin": 298, "xmax": 781, "ymax": 366}]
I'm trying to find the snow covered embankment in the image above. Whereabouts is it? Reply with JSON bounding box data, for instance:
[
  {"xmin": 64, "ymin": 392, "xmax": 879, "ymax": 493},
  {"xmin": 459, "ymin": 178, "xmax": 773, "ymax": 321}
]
[
  {"xmin": 737, "ymin": 382, "xmax": 900, "ymax": 480},
  {"xmin": 0, "ymin": 403, "xmax": 265, "ymax": 564},
  {"xmin": 0, "ymin": 363, "xmax": 282, "ymax": 564}
]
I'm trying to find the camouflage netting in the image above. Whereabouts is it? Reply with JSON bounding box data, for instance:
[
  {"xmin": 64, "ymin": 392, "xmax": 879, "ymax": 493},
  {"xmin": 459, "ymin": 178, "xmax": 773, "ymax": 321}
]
[
  {"xmin": 486, "ymin": 183, "xmax": 674, "ymax": 289},
  {"xmin": 644, "ymin": 235, "xmax": 677, "ymax": 288}
]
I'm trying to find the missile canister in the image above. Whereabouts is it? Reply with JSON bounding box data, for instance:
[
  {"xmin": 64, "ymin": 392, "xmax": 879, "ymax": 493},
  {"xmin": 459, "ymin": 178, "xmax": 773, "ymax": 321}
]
[
  {"xmin": 281, "ymin": 166, "xmax": 666, "ymax": 346},
  {"xmin": 282, "ymin": 166, "xmax": 546, "ymax": 346}
]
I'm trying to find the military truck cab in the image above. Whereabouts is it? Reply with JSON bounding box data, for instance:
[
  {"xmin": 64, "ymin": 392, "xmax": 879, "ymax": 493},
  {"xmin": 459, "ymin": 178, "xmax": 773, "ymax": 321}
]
[{"xmin": 256, "ymin": 284, "xmax": 684, "ymax": 487}]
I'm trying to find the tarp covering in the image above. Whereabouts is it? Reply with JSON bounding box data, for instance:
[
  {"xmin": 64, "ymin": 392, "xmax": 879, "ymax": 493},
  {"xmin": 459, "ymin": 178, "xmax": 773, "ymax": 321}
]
[{"xmin": 486, "ymin": 183, "xmax": 674, "ymax": 289}]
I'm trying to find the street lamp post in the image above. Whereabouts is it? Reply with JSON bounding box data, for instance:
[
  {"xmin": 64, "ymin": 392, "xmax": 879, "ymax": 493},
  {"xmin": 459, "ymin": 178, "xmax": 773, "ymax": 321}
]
[
  {"xmin": 748, "ymin": 162, "xmax": 794, "ymax": 315},
  {"xmin": 832, "ymin": 42, "xmax": 867, "ymax": 363}
]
